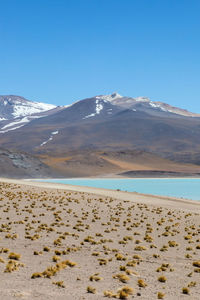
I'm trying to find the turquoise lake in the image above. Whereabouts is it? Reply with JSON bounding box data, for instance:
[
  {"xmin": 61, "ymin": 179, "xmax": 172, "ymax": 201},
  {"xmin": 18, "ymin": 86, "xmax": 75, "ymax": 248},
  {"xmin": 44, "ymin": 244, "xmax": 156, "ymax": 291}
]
[{"xmin": 40, "ymin": 178, "xmax": 200, "ymax": 201}]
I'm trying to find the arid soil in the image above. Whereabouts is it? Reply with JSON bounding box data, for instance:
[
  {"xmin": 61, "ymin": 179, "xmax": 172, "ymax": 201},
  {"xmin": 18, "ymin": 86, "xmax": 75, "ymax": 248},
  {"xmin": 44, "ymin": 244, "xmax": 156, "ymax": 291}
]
[{"xmin": 0, "ymin": 179, "xmax": 199, "ymax": 299}]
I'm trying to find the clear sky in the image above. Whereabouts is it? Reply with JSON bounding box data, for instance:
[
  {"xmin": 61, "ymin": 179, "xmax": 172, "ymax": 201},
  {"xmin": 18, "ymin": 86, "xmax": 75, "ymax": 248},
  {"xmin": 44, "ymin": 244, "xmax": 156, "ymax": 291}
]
[{"xmin": 0, "ymin": 0, "xmax": 199, "ymax": 112}]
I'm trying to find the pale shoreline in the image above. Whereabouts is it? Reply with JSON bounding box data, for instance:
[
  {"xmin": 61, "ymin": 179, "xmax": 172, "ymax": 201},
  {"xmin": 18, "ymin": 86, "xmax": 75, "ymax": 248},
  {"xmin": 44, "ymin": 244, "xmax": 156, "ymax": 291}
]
[{"xmin": 1, "ymin": 177, "xmax": 200, "ymax": 212}]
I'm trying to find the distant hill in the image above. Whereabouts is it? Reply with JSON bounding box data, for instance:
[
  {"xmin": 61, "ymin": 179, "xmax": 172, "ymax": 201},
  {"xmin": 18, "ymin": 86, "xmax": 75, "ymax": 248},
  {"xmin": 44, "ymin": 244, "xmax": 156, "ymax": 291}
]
[{"xmin": 38, "ymin": 150, "xmax": 200, "ymax": 178}]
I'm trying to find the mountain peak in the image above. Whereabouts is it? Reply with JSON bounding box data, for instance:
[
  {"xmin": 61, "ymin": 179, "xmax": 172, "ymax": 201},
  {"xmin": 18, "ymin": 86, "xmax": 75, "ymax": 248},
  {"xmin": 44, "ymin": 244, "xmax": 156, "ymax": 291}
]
[
  {"xmin": 134, "ymin": 96, "xmax": 150, "ymax": 102},
  {"xmin": 0, "ymin": 95, "xmax": 56, "ymax": 119},
  {"xmin": 0, "ymin": 95, "xmax": 58, "ymax": 133},
  {"xmin": 95, "ymin": 92, "xmax": 123, "ymax": 102},
  {"xmin": 110, "ymin": 92, "xmax": 123, "ymax": 99}
]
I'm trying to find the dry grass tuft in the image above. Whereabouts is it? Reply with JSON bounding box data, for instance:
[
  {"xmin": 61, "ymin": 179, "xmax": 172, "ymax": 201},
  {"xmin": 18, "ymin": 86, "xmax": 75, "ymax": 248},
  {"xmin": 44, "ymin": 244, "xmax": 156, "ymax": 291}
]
[
  {"xmin": 138, "ymin": 279, "xmax": 147, "ymax": 287},
  {"xmin": 113, "ymin": 273, "xmax": 130, "ymax": 283},
  {"xmin": 182, "ymin": 287, "xmax": 190, "ymax": 294},
  {"xmin": 158, "ymin": 276, "xmax": 166, "ymax": 283},
  {"xmin": 118, "ymin": 286, "xmax": 134, "ymax": 299},
  {"xmin": 193, "ymin": 261, "xmax": 200, "ymax": 267},
  {"xmin": 8, "ymin": 252, "xmax": 21, "ymax": 260},
  {"xmin": 157, "ymin": 292, "xmax": 165, "ymax": 299},
  {"xmin": 31, "ymin": 272, "xmax": 43, "ymax": 279},
  {"xmin": 87, "ymin": 286, "xmax": 96, "ymax": 294},
  {"xmin": 52, "ymin": 281, "xmax": 65, "ymax": 288}
]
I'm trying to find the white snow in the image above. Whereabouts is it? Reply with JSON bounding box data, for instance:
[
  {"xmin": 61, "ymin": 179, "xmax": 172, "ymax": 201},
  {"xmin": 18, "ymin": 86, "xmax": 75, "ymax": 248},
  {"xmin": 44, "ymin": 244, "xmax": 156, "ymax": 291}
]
[
  {"xmin": 40, "ymin": 137, "xmax": 53, "ymax": 147},
  {"xmin": 149, "ymin": 102, "xmax": 167, "ymax": 112},
  {"xmin": 83, "ymin": 113, "xmax": 95, "ymax": 119},
  {"xmin": 0, "ymin": 114, "xmax": 48, "ymax": 134},
  {"xmin": 149, "ymin": 102, "xmax": 158, "ymax": 108},
  {"xmin": 107, "ymin": 108, "xmax": 113, "ymax": 115},
  {"xmin": 12, "ymin": 101, "xmax": 56, "ymax": 118},
  {"xmin": 40, "ymin": 131, "xmax": 59, "ymax": 147},
  {"xmin": 83, "ymin": 99, "xmax": 105, "ymax": 119},
  {"xmin": 0, "ymin": 125, "xmax": 25, "ymax": 133},
  {"xmin": 95, "ymin": 99, "xmax": 103, "ymax": 114},
  {"xmin": 0, "ymin": 117, "xmax": 7, "ymax": 121},
  {"xmin": 1, "ymin": 117, "xmax": 30, "ymax": 130}
]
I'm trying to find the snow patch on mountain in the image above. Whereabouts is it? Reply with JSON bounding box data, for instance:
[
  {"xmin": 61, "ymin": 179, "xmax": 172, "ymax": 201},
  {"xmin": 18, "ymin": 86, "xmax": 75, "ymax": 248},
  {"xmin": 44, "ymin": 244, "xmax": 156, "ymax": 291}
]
[
  {"xmin": 40, "ymin": 137, "xmax": 53, "ymax": 147},
  {"xmin": 1, "ymin": 117, "xmax": 30, "ymax": 130},
  {"xmin": 12, "ymin": 101, "xmax": 56, "ymax": 118},
  {"xmin": 83, "ymin": 99, "xmax": 105, "ymax": 119},
  {"xmin": 95, "ymin": 99, "xmax": 103, "ymax": 114},
  {"xmin": 0, "ymin": 125, "xmax": 25, "ymax": 133},
  {"xmin": 40, "ymin": 131, "xmax": 59, "ymax": 147},
  {"xmin": 0, "ymin": 115, "xmax": 46, "ymax": 133},
  {"xmin": 107, "ymin": 108, "xmax": 113, "ymax": 114},
  {"xmin": 83, "ymin": 113, "xmax": 96, "ymax": 119},
  {"xmin": 149, "ymin": 102, "xmax": 167, "ymax": 111}
]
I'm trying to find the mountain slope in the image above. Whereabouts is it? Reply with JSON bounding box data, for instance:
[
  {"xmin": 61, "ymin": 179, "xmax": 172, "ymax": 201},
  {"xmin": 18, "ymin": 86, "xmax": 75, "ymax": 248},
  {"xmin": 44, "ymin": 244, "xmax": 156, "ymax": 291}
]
[{"xmin": 0, "ymin": 93, "xmax": 200, "ymax": 167}]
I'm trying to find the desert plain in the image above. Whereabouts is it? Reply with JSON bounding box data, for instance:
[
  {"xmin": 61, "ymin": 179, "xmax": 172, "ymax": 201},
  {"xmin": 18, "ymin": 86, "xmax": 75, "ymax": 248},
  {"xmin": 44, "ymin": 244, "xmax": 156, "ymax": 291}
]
[{"xmin": 0, "ymin": 178, "xmax": 199, "ymax": 299}]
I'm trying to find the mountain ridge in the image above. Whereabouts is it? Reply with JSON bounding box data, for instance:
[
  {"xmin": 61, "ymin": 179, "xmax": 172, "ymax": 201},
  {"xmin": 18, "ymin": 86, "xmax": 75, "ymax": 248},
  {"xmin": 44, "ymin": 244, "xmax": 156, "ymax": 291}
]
[
  {"xmin": 0, "ymin": 93, "xmax": 200, "ymax": 171},
  {"xmin": 99, "ymin": 93, "xmax": 200, "ymax": 118}
]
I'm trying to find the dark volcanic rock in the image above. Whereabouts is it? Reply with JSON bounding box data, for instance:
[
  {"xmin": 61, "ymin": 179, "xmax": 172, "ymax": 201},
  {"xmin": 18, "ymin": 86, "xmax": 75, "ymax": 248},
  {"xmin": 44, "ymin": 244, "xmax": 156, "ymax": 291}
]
[{"xmin": 0, "ymin": 148, "xmax": 56, "ymax": 178}]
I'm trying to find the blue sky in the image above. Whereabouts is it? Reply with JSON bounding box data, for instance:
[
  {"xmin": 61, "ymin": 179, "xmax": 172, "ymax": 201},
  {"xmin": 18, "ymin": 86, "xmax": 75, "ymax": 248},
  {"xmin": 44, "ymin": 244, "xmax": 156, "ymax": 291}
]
[{"xmin": 0, "ymin": 0, "xmax": 199, "ymax": 111}]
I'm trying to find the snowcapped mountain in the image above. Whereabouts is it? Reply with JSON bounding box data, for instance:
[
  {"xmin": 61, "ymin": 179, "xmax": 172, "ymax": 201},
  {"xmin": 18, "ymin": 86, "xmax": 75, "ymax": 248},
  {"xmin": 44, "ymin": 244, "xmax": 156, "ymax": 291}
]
[
  {"xmin": 98, "ymin": 93, "xmax": 200, "ymax": 118},
  {"xmin": 0, "ymin": 95, "xmax": 61, "ymax": 133},
  {"xmin": 27, "ymin": 95, "xmax": 124, "ymax": 130},
  {"xmin": 0, "ymin": 92, "xmax": 200, "ymax": 165},
  {"xmin": 0, "ymin": 93, "xmax": 199, "ymax": 134},
  {"xmin": 0, "ymin": 95, "xmax": 56, "ymax": 119}
]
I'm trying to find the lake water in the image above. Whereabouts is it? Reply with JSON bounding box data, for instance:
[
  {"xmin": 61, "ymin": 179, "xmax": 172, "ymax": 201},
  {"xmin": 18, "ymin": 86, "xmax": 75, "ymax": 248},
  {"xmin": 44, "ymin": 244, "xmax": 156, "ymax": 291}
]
[{"xmin": 40, "ymin": 178, "xmax": 200, "ymax": 201}]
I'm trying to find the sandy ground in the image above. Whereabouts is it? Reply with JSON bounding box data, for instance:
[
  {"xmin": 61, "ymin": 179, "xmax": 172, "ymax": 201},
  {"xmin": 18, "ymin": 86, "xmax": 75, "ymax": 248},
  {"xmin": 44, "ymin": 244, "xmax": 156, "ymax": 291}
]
[{"xmin": 0, "ymin": 178, "xmax": 199, "ymax": 299}]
